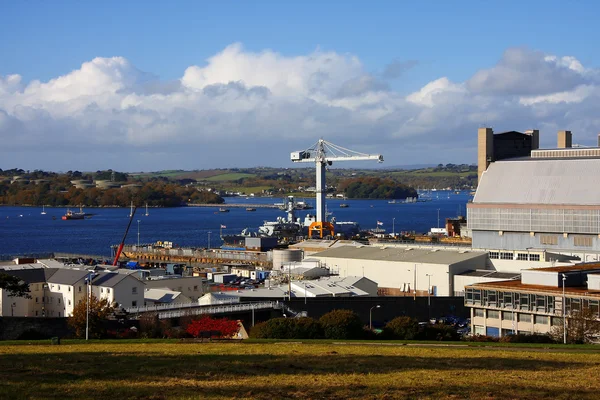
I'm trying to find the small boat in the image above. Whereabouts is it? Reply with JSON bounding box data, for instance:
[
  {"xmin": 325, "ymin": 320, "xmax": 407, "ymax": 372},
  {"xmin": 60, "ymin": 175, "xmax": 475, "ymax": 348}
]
[
  {"xmin": 41, "ymin": 205, "xmax": 47, "ymax": 215},
  {"xmin": 62, "ymin": 207, "xmax": 85, "ymax": 220},
  {"xmin": 145, "ymin": 202, "xmax": 149, "ymax": 217},
  {"xmin": 219, "ymin": 208, "xmax": 230, "ymax": 213},
  {"xmin": 246, "ymin": 208, "xmax": 256, "ymax": 212},
  {"xmin": 340, "ymin": 203, "xmax": 349, "ymax": 208},
  {"xmin": 129, "ymin": 201, "xmax": 134, "ymax": 217}
]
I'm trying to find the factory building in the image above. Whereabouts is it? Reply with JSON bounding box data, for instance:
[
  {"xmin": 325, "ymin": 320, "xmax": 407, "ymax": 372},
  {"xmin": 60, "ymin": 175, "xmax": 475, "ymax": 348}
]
[
  {"xmin": 308, "ymin": 246, "xmax": 487, "ymax": 296},
  {"xmin": 470, "ymin": 128, "xmax": 600, "ymax": 258},
  {"xmin": 465, "ymin": 263, "xmax": 600, "ymax": 338}
]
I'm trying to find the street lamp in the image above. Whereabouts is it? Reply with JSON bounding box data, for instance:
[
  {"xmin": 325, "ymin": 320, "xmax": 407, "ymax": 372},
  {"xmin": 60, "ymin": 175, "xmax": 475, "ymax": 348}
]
[
  {"xmin": 437, "ymin": 208, "xmax": 441, "ymax": 228},
  {"xmin": 425, "ymin": 274, "xmax": 432, "ymax": 307},
  {"xmin": 137, "ymin": 220, "xmax": 141, "ymax": 247},
  {"xmin": 392, "ymin": 217, "xmax": 395, "ymax": 237},
  {"xmin": 562, "ymin": 273, "xmax": 567, "ymax": 344},
  {"xmin": 369, "ymin": 305, "xmax": 381, "ymax": 330},
  {"xmin": 303, "ymin": 281, "xmax": 307, "ymax": 305},
  {"xmin": 409, "ymin": 265, "xmax": 417, "ymax": 300}
]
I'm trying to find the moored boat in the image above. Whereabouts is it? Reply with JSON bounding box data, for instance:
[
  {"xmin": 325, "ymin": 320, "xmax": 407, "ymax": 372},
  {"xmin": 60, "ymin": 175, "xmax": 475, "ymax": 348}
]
[{"xmin": 62, "ymin": 207, "xmax": 85, "ymax": 220}]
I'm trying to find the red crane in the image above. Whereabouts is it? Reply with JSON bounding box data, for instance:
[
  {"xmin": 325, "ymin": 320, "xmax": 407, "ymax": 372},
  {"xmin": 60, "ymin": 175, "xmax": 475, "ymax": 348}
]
[{"xmin": 112, "ymin": 206, "xmax": 137, "ymax": 266}]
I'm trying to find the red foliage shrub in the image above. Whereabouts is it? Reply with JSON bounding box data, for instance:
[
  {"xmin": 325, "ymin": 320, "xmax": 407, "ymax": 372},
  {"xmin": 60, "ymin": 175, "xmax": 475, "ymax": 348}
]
[{"xmin": 185, "ymin": 316, "xmax": 240, "ymax": 338}]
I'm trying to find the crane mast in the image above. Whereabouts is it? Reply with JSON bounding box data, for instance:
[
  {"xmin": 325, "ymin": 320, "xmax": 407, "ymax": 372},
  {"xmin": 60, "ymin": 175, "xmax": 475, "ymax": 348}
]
[{"xmin": 291, "ymin": 139, "xmax": 383, "ymax": 237}]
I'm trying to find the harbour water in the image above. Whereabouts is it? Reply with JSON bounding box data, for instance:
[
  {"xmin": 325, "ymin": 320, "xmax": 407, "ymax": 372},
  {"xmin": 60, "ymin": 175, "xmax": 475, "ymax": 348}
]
[{"xmin": 0, "ymin": 191, "xmax": 472, "ymax": 257}]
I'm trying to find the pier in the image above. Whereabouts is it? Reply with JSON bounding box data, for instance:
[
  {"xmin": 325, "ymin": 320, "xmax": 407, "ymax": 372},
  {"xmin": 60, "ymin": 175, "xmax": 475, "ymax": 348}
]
[{"xmin": 188, "ymin": 203, "xmax": 279, "ymax": 209}]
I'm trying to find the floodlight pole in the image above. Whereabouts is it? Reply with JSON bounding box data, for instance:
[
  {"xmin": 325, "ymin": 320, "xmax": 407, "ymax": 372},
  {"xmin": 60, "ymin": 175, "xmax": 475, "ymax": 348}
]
[{"xmin": 562, "ymin": 273, "xmax": 567, "ymax": 344}]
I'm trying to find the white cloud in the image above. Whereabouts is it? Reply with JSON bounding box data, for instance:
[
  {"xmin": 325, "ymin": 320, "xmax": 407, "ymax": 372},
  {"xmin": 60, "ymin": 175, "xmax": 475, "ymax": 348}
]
[{"xmin": 0, "ymin": 45, "xmax": 600, "ymax": 171}]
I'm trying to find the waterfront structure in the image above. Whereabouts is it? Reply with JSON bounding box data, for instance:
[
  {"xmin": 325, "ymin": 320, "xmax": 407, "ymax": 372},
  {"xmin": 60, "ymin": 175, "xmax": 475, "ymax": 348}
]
[
  {"xmin": 470, "ymin": 129, "xmax": 600, "ymax": 257},
  {"xmin": 308, "ymin": 245, "xmax": 487, "ymax": 296},
  {"xmin": 465, "ymin": 263, "xmax": 600, "ymax": 337}
]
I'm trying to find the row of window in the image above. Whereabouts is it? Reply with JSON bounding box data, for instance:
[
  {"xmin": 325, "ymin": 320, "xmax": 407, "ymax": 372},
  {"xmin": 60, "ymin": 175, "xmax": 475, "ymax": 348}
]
[
  {"xmin": 488, "ymin": 252, "xmax": 541, "ymax": 261},
  {"xmin": 466, "ymin": 288, "xmax": 557, "ymax": 314},
  {"xmin": 473, "ymin": 309, "xmax": 555, "ymax": 325},
  {"xmin": 468, "ymin": 288, "xmax": 600, "ymax": 317}
]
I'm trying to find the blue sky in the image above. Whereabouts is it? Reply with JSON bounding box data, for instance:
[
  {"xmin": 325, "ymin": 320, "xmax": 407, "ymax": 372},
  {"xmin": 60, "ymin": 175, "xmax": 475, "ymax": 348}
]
[{"xmin": 1, "ymin": 1, "xmax": 599, "ymax": 171}]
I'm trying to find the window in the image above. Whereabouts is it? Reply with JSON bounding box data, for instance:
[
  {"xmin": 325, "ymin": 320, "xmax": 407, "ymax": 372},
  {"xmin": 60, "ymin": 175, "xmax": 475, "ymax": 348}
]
[
  {"xmin": 502, "ymin": 311, "xmax": 515, "ymax": 321},
  {"xmin": 534, "ymin": 315, "xmax": 548, "ymax": 325},
  {"xmin": 518, "ymin": 313, "xmax": 532, "ymax": 323},
  {"xmin": 540, "ymin": 235, "xmax": 558, "ymax": 245},
  {"xmin": 68, "ymin": 300, "xmax": 71, "ymax": 306},
  {"xmin": 551, "ymin": 317, "xmax": 563, "ymax": 326},
  {"xmin": 474, "ymin": 325, "xmax": 485, "ymax": 335},
  {"xmin": 101, "ymin": 288, "xmax": 104, "ymax": 293},
  {"xmin": 58, "ymin": 298, "xmax": 61, "ymax": 304},
  {"xmin": 488, "ymin": 310, "xmax": 499, "ymax": 319},
  {"xmin": 35, "ymin": 297, "xmax": 39, "ymax": 303},
  {"xmin": 78, "ymin": 286, "xmax": 82, "ymax": 292},
  {"xmin": 530, "ymin": 254, "xmax": 540, "ymax": 261},
  {"xmin": 132, "ymin": 287, "xmax": 137, "ymax": 294},
  {"xmin": 574, "ymin": 235, "xmax": 593, "ymax": 247},
  {"xmin": 132, "ymin": 301, "xmax": 137, "ymax": 307},
  {"xmin": 35, "ymin": 311, "xmax": 39, "ymax": 316},
  {"xmin": 107, "ymin": 288, "xmax": 110, "ymax": 294},
  {"xmin": 194, "ymin": 286, "xmax": 198, "ymax": 291},
  {"xmin": 58, "ymin": 285, "xmax": 61, "ymax": 290},
  {"xmin": 42, "ymin": 296, "xmax": 45, "ymax": 303},
  {"xmin": 520, "ymin": 294, "xmax": 530, "ymax": 310},
  {"xmin": 474, "ymin": 309, "xmax": 484, "ymax": 318},
  {"xmin": 517, "ymin": 253, "xmax": 528, "ymax": 261},
  {"xmin": 500, "ymin": 252, "xmax": 513, "ymax": 260},
  {"xmin": 68, "ymin": 287, "xmax": 71, "ymax": 292},
  {"xmin": 489, "ymin": 252, "xmax": 499, "ymax": 259}
]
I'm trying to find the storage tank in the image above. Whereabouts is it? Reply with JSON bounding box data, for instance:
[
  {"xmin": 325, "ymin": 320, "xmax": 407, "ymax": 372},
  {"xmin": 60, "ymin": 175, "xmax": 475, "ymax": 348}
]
[{"xmin": 272, "ymin": 249, "xmax": 303, "ymax": 269}]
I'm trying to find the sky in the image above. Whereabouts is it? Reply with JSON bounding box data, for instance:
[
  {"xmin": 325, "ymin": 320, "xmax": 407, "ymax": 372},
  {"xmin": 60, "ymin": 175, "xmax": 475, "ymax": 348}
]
[{"xmin": 1, "ymin": 0, "xmax": 600, "ymax": 172}]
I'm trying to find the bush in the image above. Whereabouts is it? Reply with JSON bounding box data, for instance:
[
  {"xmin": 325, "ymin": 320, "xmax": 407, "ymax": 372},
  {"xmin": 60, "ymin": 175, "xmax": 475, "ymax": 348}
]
[
  {"xmin": 186, "ymin": 316, "xmax": 240, "ymax": 338},
  {"xmin": 249, "ymin": 317, "xmax": 324, "ymax": 339},
  {"xmin": 499, "ymin": 333, "xmax": 555, "ymax": 344},
  {"xmin": 464, "ymin": 334, "xmax": 499, "ymax": 343},
  {"xmin": 383, "ymin": 316, "xmax": 419, "ymax": 340},
  {"xmin": 319, "ymin": 310, "xmax": 364, "ymax": 340},
  {"xmin": 419, "ymin": 324, "xmax": 460, "ymax": 341}
]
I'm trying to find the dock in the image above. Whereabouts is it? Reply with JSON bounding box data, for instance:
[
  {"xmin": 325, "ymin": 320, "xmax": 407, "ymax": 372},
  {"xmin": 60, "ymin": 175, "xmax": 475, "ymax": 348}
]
[{"xmin": 188, "ymin": 203, "xmax": 279, "ymax": 209}]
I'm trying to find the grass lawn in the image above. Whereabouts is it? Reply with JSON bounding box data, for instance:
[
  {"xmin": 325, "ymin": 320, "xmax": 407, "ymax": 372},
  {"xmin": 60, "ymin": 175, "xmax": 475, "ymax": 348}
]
[{"xmin": 1, "ymin": 341, "xmax": 600, "ymax": 399}]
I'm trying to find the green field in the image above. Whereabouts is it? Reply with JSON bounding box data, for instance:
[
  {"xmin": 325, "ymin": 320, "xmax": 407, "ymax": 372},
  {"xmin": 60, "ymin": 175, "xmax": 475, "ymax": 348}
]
[
  {"xmin": 204, "ymin": 173, "xmax": 256, "ymax": 182},
  {"xmin": 1, "ymin": 340, "xmax": 600, "ymax": 399}
]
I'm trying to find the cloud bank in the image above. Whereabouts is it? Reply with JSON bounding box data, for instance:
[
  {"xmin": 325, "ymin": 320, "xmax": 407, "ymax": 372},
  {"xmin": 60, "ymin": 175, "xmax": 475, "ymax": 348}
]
[{"xmin": 1, "ymin": 44, "xmax": 599, "ymax": 171}]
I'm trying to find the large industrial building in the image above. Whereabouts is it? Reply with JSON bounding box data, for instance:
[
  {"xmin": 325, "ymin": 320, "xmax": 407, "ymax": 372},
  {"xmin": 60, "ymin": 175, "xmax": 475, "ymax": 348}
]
[
  {"xmin": 470, "ymin": 128, "xmax": 600, "ymax": 258},
  {"xmin": 308, "ymin": 246, "xmax": 487, "ymax": 296}
]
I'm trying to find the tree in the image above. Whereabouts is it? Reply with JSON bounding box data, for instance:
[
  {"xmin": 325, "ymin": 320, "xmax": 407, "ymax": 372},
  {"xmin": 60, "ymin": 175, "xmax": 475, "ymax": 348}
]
[
  {"xmin": 383, "ymin": 316, "xmax": 419, "ymax": 340},
  {"xmin": 0, "ymin": 273, "xmax": 31, "ymax": 298},
  {"xmin": 550, "ymin": 308, "xmax": 600, "ymax": 344},
  {"xmin": 319, "ymin": 309, "xmax": 364, "ymax": 339},
  {"xmin": 68, "ymin": 294, "xmax": 114, "ymax": 338}
]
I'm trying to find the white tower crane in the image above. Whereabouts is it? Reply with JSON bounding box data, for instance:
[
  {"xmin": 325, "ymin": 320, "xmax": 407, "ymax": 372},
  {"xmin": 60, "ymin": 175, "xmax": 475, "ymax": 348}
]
[{"xmin": 291, "ymin": 139, "xmax": 383, "ymax": 237}]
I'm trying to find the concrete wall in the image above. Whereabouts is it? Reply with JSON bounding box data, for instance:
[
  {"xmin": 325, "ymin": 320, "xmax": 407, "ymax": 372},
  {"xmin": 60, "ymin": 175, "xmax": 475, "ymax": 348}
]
[{"xmin": 0, "ymin": 317, "xmax": 72, "ymax": 340}]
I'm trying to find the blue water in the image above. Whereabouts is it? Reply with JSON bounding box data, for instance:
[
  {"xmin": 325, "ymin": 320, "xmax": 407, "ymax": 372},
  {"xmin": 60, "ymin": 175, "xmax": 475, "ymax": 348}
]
[{"xmin": 0, "ymin": 191, "xmax": 472, "ymax": 257}]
